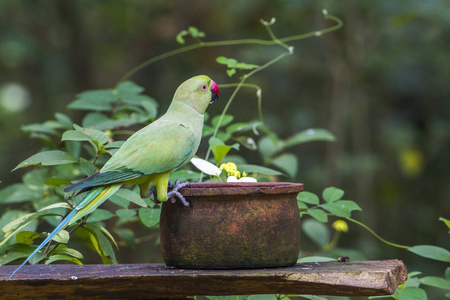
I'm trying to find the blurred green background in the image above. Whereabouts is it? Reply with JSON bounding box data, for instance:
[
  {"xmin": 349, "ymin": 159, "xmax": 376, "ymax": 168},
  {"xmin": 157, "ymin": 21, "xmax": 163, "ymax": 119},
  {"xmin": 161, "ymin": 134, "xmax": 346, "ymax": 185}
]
[{"xmin": 0, "ymin": 0, "xmax": 449, "ymax": 294}]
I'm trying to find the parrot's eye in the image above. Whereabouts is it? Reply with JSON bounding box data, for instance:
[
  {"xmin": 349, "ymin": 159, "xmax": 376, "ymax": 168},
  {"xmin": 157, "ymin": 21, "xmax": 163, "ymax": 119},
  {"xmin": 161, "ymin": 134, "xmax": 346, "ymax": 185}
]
[{"xmin": 201, "ymin": 84, "xmax": 208, "ymax": 91}]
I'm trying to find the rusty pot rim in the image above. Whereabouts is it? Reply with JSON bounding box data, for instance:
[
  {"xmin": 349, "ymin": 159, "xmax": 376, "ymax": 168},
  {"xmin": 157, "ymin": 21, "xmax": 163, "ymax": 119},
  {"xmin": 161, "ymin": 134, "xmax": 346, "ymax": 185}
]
[{"xmin": 179, "ymin": 182, "xmax": 304, "ymax": 197}]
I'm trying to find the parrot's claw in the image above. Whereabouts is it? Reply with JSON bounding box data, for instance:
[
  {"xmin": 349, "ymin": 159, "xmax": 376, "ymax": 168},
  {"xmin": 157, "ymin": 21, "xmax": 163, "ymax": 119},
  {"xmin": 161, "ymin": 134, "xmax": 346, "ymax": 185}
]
[
  {"xmin": 167, "ymin": 181, "xmax": 191, "ymax": 206},
  {"xmin": 144, "ymin": 187, "xmax": 161, "ymax": 204}
]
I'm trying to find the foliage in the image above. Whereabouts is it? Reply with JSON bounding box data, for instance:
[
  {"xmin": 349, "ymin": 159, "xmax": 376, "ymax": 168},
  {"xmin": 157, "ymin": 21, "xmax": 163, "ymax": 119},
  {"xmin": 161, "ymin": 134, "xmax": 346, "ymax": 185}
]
[{"xmin": 0, "ymin": 81, "xmax": 162, "ymax": 265}]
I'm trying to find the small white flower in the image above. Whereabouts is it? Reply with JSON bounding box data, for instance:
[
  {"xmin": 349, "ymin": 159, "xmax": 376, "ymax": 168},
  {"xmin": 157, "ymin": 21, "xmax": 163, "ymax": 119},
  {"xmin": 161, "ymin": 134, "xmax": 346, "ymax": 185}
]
[
  {"xmin": 238, "ymin": 177, "xmax": 257, "ymax": 183},
  {"xmin": 260, "ymin": 17, "xmax": 276, "ymax": 26},
  {"xmin": 226, "ymin": 175, "xmax": 257, "ymax": 183},
  {"xmin": 322, "ymin": 9, "xmax": 328, "ymax": 16},
  {"xmin": 191, "ymin": 158, "xmax": 221, "ymax": 176},
  {"xmin": 227, "ymin": 176, "xmax": 239, "ymax": 182}
]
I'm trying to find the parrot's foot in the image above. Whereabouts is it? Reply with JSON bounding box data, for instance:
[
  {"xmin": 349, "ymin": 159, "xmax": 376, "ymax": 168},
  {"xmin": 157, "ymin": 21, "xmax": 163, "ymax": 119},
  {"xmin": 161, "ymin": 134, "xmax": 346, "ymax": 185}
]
[
  {"xmin": 167, "ymin": 180, "xmax": 191, "ymax": 206},
  {"xmin": 144, "ymin": 187, "xmax": 160, "ymax": 205}
]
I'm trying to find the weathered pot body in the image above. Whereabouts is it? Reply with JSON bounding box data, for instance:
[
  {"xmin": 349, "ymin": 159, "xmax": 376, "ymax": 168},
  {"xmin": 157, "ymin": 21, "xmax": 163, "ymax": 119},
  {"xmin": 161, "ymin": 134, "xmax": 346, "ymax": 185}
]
[{"xmin": 160, "ymin": 182, "xmax": 303, "ymax": 269}]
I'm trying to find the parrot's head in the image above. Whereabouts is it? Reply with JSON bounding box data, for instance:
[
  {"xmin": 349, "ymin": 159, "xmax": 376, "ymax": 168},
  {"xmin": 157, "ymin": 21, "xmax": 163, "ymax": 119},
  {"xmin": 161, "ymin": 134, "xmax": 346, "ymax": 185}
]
[{"xmin": 173, "ymin": 75, "xmax": 220, "ymax": 114}]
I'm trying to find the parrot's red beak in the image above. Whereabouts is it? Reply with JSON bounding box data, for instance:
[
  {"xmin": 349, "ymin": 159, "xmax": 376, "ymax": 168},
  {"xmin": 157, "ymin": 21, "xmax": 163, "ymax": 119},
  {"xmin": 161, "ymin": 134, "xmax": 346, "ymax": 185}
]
[{"xmin": 210, "ymin": 80, "xmax": 219, "ymax": 104}]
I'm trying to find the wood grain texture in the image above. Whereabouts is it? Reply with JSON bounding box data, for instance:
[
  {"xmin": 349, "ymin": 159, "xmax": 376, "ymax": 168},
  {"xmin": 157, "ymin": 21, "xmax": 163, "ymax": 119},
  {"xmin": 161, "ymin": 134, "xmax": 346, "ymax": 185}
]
[{"xmin": 0, "ymin": 260, "xmax": 407, "ymax": 299}]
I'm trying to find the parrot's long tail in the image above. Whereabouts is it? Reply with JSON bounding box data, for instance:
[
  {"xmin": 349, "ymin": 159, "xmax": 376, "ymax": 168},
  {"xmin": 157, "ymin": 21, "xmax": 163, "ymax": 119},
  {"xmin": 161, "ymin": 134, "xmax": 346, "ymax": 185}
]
[{"xmin": 8, "ymin": 183, "xmax": 122, "ymax": 280}]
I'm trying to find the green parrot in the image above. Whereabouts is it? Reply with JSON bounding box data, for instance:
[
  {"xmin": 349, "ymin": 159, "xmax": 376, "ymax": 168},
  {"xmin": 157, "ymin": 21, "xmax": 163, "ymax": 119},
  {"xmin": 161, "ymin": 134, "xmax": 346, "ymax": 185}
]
[{"xmin": 8, "ymin": 75, "xmax": 219, "ymax": 279}]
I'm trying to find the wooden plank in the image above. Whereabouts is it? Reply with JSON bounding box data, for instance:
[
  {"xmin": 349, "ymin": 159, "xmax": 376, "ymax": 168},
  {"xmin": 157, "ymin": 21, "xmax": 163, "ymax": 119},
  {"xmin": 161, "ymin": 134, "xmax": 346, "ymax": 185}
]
[{"xmin": 0, "ymin": 260, "xmax": 407, "ymax": 299}]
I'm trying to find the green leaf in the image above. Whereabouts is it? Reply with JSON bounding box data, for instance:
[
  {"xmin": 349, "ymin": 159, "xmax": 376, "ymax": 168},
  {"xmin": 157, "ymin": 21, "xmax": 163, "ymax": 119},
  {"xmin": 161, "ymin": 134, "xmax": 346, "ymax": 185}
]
[
  {"xmin": 121, "ymin": 95, "xmax": 156, "ymax": 108},
  {"xmin": 297, "ymin": 201, "xmax": 308, "ymax": 209},
  {"xmin": 116, "ymin": 81, "xmax": 144, "ymax": 97},
  {"xmin": 0, "ymin": 203, "xmax": 70, "ymax": 247},
  {"xmin": 336, "ymin": 200, "xmax": 362, "ymax": 212},
  {"xmin": 226, "ymin": 122, "xmax": 249, "ymax": 134},
  {"xmin": 226, "ymin": 69, "xmax": 236, "ymax": 77},
  {"xmin": 141, "ymin": 98, "xmax": 159, "ymax": 119},
  {"xmin": 322, "ymin": 187, "xmax": 345, "ymax": 202},
  {"xmin": 76, "ymin": 125, "xmax": 109, "ymax": 145},
  {"xmin": 98, "ymin": 225, "xmax": 119, "ymax": 250},
  {"xmin": 419, "ymin": 276, "xmax": 450, "ymax": 290},
  {"xmin": 297, "ymin": 191, "xmax": 320, "ymax": 205},
  {"xmin": 215, "ymin": 56, "xmax": 258, "ymax": 70},
  {"xmin": 62, "ymin": 130, "xmax": 91, "ymax": 142},
  {"xmin": 82, "ymin": 113, "xmax": 137, "ymax": 131},
  {"xmin": 294, "ymin": 296, "xmax": 329, "ymax": 300},
  {"xmin": 52, "ymin": 230, "xmax": 70, "ymax": 244},
  {"xmin": 82, "ymin": 112, "xmax": 109, "ymax": 127},
  {"xmin": 247, "ymin": 295, "xmax": 277, "ymax": 300},
  {"xmin": 258, "ymin": 136, "xmax": 280, "ymax": 159},
  {"xmin": 202, "ymin": 125, "xmax": 214, "ymax": 138},
  {"xmin": 109, "ymin": 194, "xmax": 129, "ymax": 208},
  {"xmin": 270, "ymin": 153, "xmax": 298, "ymax": 178},
  {"xmin": 297, "ymin": 256, "xmax": 335, "ymax": 263},
  {"xmin": 116, "ymin": 209, "xmax": 136, "ymax": 220},
  {"xmin": 12, "ymin": 150, "xmax": 78, "ymax": 171},
  {"xmin": 408, "ymin": 271, "xmax": 423, "ymax": 279},
  {"xmin": 80, "ymin": 224, "xmax": 117, "ymax": 264},
  {"xmin": 209, "ymin": 137, "xmax": 239, "ymax": 164},
  {"xmin": 397, "ymin": 286, "xmax": 427, "ymax": 300},
  {"xmin": 43, "ymin": 177, "xmax": 73, "ymax": 187},
  {"xmin": 79, "ymin": 158, "xmax": 97, "ymax": 176},
  {"xmin": 216, "ymin": 56, "xmax": 235, "ymax": 66},
  {"xmin": 104, "ymin": 141, "xmax": 125, "ymax": 149},
  {"xmin": 55, "ymin": 112, "xmax": 73, "ymax": 128},
  {"xmin": 237, "ymin": 164, "xmax": 284, "ymax": 176},
  {"xmin": 284, "ymin": 128, "xmax": 336, "ymax": 148},
  {"xmin": 0, "ymin": 183, "xmax": 34, "ymax": 204},
  {"xmin": 53, "ymin": 245, "xmax": 84, "ymax": 259},
  {"xmin": 176, "ymin": 30, "xmax": 188, "ymax": 44},
  {"xmin": 235, "ymin": 62, "xmax": 259, "ymax": 70},
  {"xmin": 87, "ymin": 209, "xmax": 115, "ymax": 223},
  {"xmin": 303, "ymin": 219, "xmax": 329, "ymax": 247},
  {"xmin": 440, "ymin": 217, "xmax": 450, "ymax": 231},
  {"xmin": 113, "ymin": 189, "xmax": 147, "ymax": 207},
  {"xmin": 0, "ymin": 244, "xmax": 37, "ymax": 265},
  {"xmin": 15, "ymin": 231, "xmax": 41, "ymax": 245},
  {"xmin": 188, "ymin": 26, "xmax": 205, "ymax": 38},
  {"xmin": 45, "ymin": 254, "xmax": 82, "ymax": 265},
  {"xmin": 65, "ymin": 140, "xmax": 81, "ymax": 157},
  {"xmin": 321, "ymin": 202, "xmax": 351, "ymax": 218},
  {"xmin": 307, "ymin": 208, "xmax": 328, "ymax": 223},
  {"xmin": 43, "ymin": 120, "xmax": 68, "ymax": 130},
  {"xmin": 68, "ymin": 90, "xmax": 117, "ymax": 111},
  {"xmin": 211, "ymin": 114, "xmax": 234, "ymax": 128},
  {"xmin": 408, "ymin": 245, "xmax": 450, "ymax": 262},
  {"xmin": 21, "ymin": 123, "xmax": 58, "ymax": 135},
  {"xmin": 139, "ymin": 207, "xmax": 161, "ymax": 227}
]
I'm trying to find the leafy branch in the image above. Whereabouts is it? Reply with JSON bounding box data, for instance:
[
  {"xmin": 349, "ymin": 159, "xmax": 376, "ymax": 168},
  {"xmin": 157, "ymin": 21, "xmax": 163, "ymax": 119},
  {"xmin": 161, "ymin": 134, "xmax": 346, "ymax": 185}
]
[{"xmin": 119, "ymin": 11, "xmax": 342, "ymax": 82}]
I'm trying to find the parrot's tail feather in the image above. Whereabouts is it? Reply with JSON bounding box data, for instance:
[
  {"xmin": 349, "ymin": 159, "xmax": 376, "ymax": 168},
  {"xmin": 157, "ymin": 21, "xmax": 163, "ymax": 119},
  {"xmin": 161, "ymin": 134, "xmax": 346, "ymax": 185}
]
[
  {"xmin": 69, "ymin": 184, "xmax": 122, "ymax": 226},
  {"xmin": 7, "ymin": 208, "xmax": 78, "ymax": 280},
  {"xmin": 8, "ymin": 183, "xmax": 122, "ymax": 280}
]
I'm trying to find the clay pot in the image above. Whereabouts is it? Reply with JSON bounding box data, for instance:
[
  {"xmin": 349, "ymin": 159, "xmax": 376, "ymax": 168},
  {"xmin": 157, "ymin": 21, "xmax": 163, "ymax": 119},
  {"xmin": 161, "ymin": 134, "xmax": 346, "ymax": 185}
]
[{"xmin": 159, "ymin": 182, "xmax": 303, "ymax": 269}]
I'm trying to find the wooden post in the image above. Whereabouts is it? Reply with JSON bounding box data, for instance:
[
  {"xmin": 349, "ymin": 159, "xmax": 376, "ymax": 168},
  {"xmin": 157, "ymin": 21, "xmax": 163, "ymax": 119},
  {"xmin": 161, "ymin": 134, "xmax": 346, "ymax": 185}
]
[{"xmin": 0, "ymin": 260, "xmax": 407, "ymax": 299}]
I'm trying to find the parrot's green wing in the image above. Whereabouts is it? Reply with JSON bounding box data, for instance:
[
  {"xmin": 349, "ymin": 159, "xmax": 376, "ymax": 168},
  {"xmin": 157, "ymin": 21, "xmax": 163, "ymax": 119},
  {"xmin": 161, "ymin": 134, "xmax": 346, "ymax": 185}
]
[
  {"xmin": 103, "ymin": 121, "xmax": 197, "ymax": 175},
  {"xmin": 65, "ymin": 121, "xmax": 197, "ymax": 192}
]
